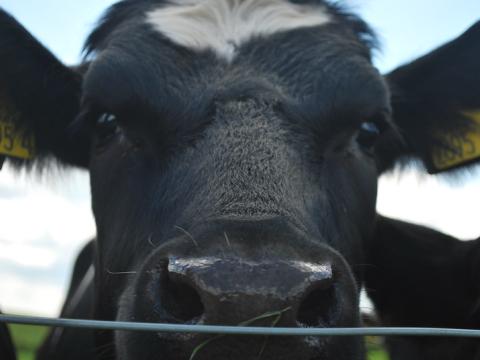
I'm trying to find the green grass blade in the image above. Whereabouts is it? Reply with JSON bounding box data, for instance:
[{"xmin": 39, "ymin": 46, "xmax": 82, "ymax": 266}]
[{"xmin": 190, "ymin": 307, "xmax": 292, "ymax": 360}]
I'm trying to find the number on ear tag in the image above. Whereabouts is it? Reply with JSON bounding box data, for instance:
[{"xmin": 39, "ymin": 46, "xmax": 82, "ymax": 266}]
[
  {"xmin": 0, "ymin": 120, "xmax": 35, "ymax": 159},
  {"xmin": 429, "ymin": 111, "xmax": 480, "ymax": 173}
]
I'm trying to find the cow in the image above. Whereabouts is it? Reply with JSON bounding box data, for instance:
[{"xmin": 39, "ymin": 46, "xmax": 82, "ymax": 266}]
[
  {"xmin": 36, "ymin": 241, "xmax": 96, "ymax": 360},
  {"xmin": 366, "ymin": 215, "xmax": 480, "ymax": 360},
  {"xmin": 0, "ymin": 312, "xmax": 16, "ymax": 360},
  {"xmin": 0, "ymin": 1, "xmax": 479, "ymax": 359}
]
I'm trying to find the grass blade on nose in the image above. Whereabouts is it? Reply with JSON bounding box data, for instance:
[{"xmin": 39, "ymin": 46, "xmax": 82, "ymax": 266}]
[{"xmin": 189, "ymin": 307, "xmax": 292, "ymax": 360}]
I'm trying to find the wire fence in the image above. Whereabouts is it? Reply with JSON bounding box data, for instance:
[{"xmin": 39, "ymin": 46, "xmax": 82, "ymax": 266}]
[{"xmin": 1, "ymin": 314, "xmax": 480, "ymax": 338}]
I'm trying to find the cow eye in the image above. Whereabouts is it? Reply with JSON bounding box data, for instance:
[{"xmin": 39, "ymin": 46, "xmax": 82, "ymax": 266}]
[
  {"xmin": 356, "ymin": 121, "xmax": 381, "ymax": 150},
  {"xmin": 96, "ymin": 113, "xmax": 119, "ymax": 145}
]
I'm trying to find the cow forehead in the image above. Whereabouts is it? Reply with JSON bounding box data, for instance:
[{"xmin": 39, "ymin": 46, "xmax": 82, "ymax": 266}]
[{"xmin": 146, "ymin": 0, "xmax": 331, "ymax": 62}]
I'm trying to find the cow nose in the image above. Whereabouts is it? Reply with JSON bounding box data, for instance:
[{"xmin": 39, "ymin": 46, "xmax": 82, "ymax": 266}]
[{"xmin": 151, "ymin": 257, "xmax": 337, "ymax": 328}]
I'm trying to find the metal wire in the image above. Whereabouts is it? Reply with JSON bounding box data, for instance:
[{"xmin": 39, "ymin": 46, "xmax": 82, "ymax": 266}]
[{"xmin": 1, "ymin": 314, "xmax": 480, "ymax": 338}]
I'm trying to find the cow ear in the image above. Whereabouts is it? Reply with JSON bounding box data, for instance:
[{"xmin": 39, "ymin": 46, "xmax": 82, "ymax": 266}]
[
  {"xmin": 0, "ymin": 9, "xmax": 90, "ymax": 170},
  {"xmin": 378, "ymin": 21, "xmax": 480, "ymax": 174}
]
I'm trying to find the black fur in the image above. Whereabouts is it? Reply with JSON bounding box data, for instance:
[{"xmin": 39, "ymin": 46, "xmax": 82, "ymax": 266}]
[
  {"xmin": 366, "ymin": 216, "xmax": 480, "ymax": 360},
  {"xmin": 83, "ymin": 0, "xmax": 378, "ymax": 58}
]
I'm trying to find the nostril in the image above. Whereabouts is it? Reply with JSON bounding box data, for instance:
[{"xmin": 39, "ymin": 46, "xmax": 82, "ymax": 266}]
[
  {"xmin": 296, "ymin": 281, "xmax": 335, "ymax": 327},
  {"xmin": 157, "ymin": 268, "xmax": 204, "ymax": 323}
]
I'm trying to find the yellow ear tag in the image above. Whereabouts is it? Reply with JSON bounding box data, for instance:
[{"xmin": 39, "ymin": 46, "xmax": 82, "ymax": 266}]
[
  {"xmin": 0, "ymin": 93, "xmax": 35, "ymax": 160},
  {"xmin": 0, "ymin": 120, "xmax": 35, "ymax": 160},
  {"xmin": 430, "ymin": 111, "xmax": 480, "ymax": 173}
]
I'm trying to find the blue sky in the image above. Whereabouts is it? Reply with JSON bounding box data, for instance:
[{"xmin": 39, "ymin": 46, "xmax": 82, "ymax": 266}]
[
  {"xmin": 0, "ymin": 1, "xmax": 479, "ymax": 316},
  {"xmin": 2, "ymin": 0, "xmax": 480, "ymax": 70}
]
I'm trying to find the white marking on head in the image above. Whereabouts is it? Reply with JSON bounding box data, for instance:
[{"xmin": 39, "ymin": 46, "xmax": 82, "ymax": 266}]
[{"xmin": 147, "ymin": 0, "xmax": 331, "ymax": 61}]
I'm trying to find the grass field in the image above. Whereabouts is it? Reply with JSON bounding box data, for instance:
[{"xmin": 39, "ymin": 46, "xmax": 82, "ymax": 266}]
[
  {"xmin": 8, "ymin": 324, "xmax": 48, "ymax": 360},
  {"xmin": 8, "ymin": 324, "xmax": 389, "ymax": 360}
]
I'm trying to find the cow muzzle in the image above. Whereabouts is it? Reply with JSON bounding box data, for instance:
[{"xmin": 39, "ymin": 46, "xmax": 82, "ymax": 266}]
[
  {"xmin": 117, "ymin": 252, "xmax": 361, "ymax": 359},
  {"xmin": 147, "ymin": 257, "xmax": 336, "ymax": 328}
]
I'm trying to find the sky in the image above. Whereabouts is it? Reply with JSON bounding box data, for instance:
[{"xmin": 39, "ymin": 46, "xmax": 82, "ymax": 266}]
[{"xmin": 0, "ymin": 0, "xmax": 479, "ymax": 316}]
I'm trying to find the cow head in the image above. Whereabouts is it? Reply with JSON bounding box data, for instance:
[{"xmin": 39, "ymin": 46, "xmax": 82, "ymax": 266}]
[{"xmin": 1, "ymin": 1, "xmax": 479, "ymax": 359}]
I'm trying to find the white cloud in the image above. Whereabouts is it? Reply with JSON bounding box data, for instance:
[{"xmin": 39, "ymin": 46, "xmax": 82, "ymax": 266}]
[
  {"xmin": 0, "ymin": 166, "xmax": 95, "ymax": 245},
  {"xmin": 0, "ymin": 243, "xmax": 58, "ymax": 269},
  {"xmin": 378, "ymin": 169, "xmax": 480, "ymax": 240},
  {"xmin": 0, "ymin": 166, "xmax": 95, "ymax": 316},
  {"xmin": 0, "ymin": 273, "xmax": 64, "ymax": 317}
]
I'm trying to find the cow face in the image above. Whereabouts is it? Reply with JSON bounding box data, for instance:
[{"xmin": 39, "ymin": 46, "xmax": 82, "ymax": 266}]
[
  {"xmin": 84, "ymin": 3, "xmax": 384, "ymax": 358},
  {"xmin": 1, "ymin": 1, "xmax": 479, "ymax": 359}
]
